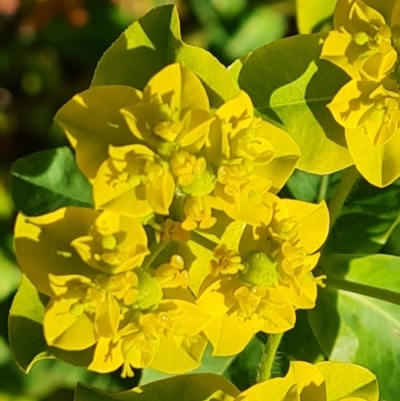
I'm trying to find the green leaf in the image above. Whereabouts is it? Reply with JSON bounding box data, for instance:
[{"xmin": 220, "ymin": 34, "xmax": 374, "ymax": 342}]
[
  {"xmin": 296, "ymin": 0, "xmax": 335, "ymax": 34},
  {"xmin": 363, "ymin": 0, "xmax": 398, "ymax": 22},
  {"xmin": 91, "ymin": 5, "xmax": 238, "ymax": 108},
  {"xmin": 9, "ymin": 275, "xmax": 94, "ymax": 373},
  {"xmin": 317, "ymin": 361, "xmax": 379, "ymax": 401},
  {"xmin": 10, "ymin": 147, "xmax": 93, "ymax": 216},
  {"xmin": 309, "ymin": 254, "xmax": 400, "ymax": 401},
  {"xmin": 75, "ymin": 373, "xmax": 240, "ymax": 401},
  {"xmin": 324, "ymin": 179, "xmax": 400, "ymax": 254},
  {"xmin": 140, "ymin": 344, "xmax": 234, "ymax": 385},
  {"xmin": 238, "ymin": 32, "xmax": 353, "ymax": 174},
  {"xmin": 285, "ymin": 170, "xmax": 322, "ymax": 202},
  {"xmin": 225, "ymin": 335, "xmax": 264, "ymax": 391},
  {"xmin": 9, "ymin": 275, "xmax": 48, "ymax": 372},
  {"xmin": 281, "ymin": 310, "xmax": 325, "ymax": 364}
]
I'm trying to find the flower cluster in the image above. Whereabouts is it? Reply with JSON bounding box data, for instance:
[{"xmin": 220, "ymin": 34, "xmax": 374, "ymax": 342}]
[
  {"xmin": 15, "ymin": 208, "xmax": 209, "ymax": 377},
  {"xmin": 191, "ymin": 195, "xmax": 328, "ymax": 355},
  {"xmin": 321, "ymin": 0, "xmax": 400, "ymax": 187},
  {"xmin": 14, "ymin": 62, "xmax": 329, "ymax": 376}
]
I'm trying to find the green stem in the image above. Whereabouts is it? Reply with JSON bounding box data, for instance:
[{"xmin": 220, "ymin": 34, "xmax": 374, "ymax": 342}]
[
  {"xmin": 326, "ymin": 276, "xmax": 400, "ymax": 306},
  {"xmin": 141, "ymin": 241, "xmax": 167, "ymax": 270},
  {"xmin": 317, "ymin": 175, "xmax": 329, "ymax": 203},
  {"xmin": 257, "ymin": 333, "xmax": 283, "ymax": 382},
  {"xmin": 190, "ymin": 230, "xmax": 219, "ymax": 252},
  {"xmin": 328, "ymin": 165, "xmax": 359, "ymax": 228}
]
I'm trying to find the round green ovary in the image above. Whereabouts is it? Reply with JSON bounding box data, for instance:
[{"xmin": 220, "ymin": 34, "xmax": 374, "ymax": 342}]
[
  {"xmin": 102, "ymin": 234, "xmax": 118, "ymax": 251},
  {"xmin": 135, "ymin": 269, "xmax": 163, "ymax": 310},
  {"xmin": 181, "ymin": 166, "xmax": 216, "ymax": 197},
  {"xmin": 240, "ymin": 251, "xmax": 278, "ymax": 288}
]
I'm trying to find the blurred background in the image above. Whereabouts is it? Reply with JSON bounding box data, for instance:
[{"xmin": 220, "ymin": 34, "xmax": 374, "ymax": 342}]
[{"xmin": 0, "ymin": 0, "xmax": 335, "ymax": 399}]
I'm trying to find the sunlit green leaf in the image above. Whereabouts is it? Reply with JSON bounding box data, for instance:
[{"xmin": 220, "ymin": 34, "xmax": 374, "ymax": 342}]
[
  {"xmin": 238, "ymin": 32, "xmax": 353, "ymax": 174},
  {"xmin": 92, "ymin": 5, "xmax": 238, "ymax": 108},
  {"xmin": 9, "ymin": 275, "xmax": 48, "ymax": 372},
  {"xmin": 317, "ymin": 361, "xmax": 379, "ymax": 401},
  {"xmin": 309, "ymin": 254, "xmax": 400, "ymax": 401}
]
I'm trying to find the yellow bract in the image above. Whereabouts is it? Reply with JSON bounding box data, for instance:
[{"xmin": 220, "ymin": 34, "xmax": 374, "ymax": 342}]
[
  {"xmin": 206, "ymin": 91, "xmax": 300, "ymax": 226},
  {"xmin": 328, "ymin": 79, "xmax": 400, "ymax": 147},
  {"xmin": 94, "ymin": 144, "xmax": 175, "ymax": 218},
  {"xmin": 321, "ymin": 0, "xmax": 397, "ymax": 82},
  {"xmin": 238, "ymin": 361, "xmax": 379, "ymax": 401},
  {"xmin": 120, "ymin": 63, "xmax": 214, "ymax": 156},
  {"xmin": 71, "ymin": 210, "xmax": 149, "ymax": 274}
]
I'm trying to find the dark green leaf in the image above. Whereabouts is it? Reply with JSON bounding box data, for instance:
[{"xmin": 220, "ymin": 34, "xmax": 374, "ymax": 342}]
[
  {"xmin": 10, "ymin": 147, "xmax": 93, "ymax": 216},
  {"xmin": 225, "ymin": 335, "xmax": 264, "ymax": 391},
  {"xmin": 281, "ymin": 310, "xmax": 325, "ymax": 364},
  {"xmin": 285, "ymin": 170, "xmax": 322, "ymax": 202},
  {"xmin": 324, "ymin": 179, "xmax": 400, "ymax": 254}
]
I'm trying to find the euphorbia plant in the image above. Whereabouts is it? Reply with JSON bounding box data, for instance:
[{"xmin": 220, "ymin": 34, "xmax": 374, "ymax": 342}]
[{"xmin": 8, "ymin": 1, "xmax": 400, "ymax": 400}]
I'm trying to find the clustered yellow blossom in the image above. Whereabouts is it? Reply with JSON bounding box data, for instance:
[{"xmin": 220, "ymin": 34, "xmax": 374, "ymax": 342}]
[
  {"xmin": 191, "ymin": 195, "xmax": 328, "ymax": 355},
  {"xmin": 15, "ymin": 208, "xmax": 209, "ymax": 377},
  {"xmin": 56, "ymin": 63, "xmax": 301, "ymax": 229},
  {"xmin": 322, "ymin": 0, "xmax": 400, "ymax": 187},
  {"xmin": 15, "ymin": 62, "xmax": 329, "ymax": 376}
]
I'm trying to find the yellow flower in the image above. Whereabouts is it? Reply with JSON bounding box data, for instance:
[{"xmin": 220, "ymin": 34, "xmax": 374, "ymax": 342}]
[
  {"xmin": 56, "ymin": 63, "xmax": 299, "ymax": 226},
  {"xmin": 94, "ymin": 144, "xmax": 175, "ymax": 218},
  {"xmin": 205, "ymin": 91, "xmax": 300, "ymax": 226},
  {"xmin": 55, "ymin": 63, "xmax": 214, "ymax": 183},
  {"xmin": 14, "ymin": 207, "xmax": 209, "ymax": 374},
  {"xmin": 71, "ymin": 210, "xmax": 149, "ymax": 274},
  {"xmin": 121, "ymin": 63, "xmax": 214, "ymax": 157},
  {"xmin": 89, "ymin": 299, "xmax": 209, "ymax": 377},
  {"xmin": 182, "ymin": 196, "xmax": 217, "ymax": 231},
  {"xmin": 327, "ymin": 78, "xmax": 400, "ymax": 187},
  {"xmin": 328, "ymin": 79, "xmax": 400, "ymax": 146},
  {"xmin": 238, "ymin": 361, "xmax": 379, "ymax": 401},
  {"xmin": 192, "ymin": 196, "xmax": 329, "ymax": 356},
  {"xmin": 14, "ymin": 208, "xmax": 149, "ymax": 349},
  {"xmin": 321, "ymin": 0, "xmax": 397, "ymax": 82}
]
